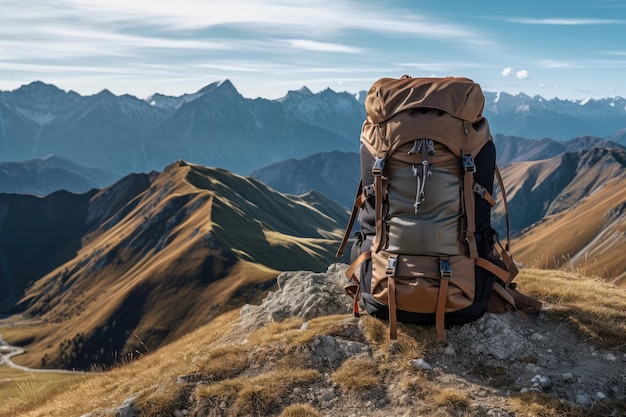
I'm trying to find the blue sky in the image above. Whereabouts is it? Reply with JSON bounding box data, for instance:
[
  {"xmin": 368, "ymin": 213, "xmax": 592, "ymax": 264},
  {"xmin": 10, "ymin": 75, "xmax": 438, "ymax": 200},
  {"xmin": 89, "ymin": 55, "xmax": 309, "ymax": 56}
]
[{"xmin": 1, "ymin": 0, "xmax": 625, "ymax": 100}]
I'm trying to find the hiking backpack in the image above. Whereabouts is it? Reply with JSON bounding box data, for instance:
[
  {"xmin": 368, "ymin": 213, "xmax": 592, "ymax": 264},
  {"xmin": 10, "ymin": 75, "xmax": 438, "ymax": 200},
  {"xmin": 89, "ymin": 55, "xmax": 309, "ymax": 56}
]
[{"xmin": 337, "ymin": 75, "xmax": 541, "ymax": 342}]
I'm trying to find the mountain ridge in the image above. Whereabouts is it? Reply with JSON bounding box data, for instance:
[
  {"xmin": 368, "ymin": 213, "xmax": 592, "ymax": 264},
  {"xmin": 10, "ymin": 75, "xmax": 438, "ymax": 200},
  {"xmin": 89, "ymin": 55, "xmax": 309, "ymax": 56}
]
[
  {"xmin": 2, "ymin": 80, "xmax": 625, "ymax": 178},
  {"xmin": 0, "ymin": 160, "xmax": 348, "ymax": 370}
]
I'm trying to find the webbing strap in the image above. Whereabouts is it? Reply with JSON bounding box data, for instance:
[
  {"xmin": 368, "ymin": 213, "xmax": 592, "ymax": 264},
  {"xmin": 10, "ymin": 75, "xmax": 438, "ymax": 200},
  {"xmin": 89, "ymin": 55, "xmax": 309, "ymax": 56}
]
[
  {"xmin": 463, "ymin": 169, "xmax": 479, "ymax": 258},
  {"xmin": 343, "ymin": 283, "xmax": 361, "ymax": 317},
  {"xmin": 494, "ymin": 163, "xmax": 512, "ymax": 251},
  {"xmin": 473, "ymin": 183, "xmax": 496, "ymax": 207},
  {"xmin": 435, "ymin": 278, "xmax": 449, "ymax": 342},
  {"xmin": 475, "ymin": 257, "xmax": 511, "ymax": 283},
  {"xmin": 344, "ymin": 251, "xmax": 371, "ymax": 282},
  {"xmin": 388, "ymin": 275, "xmax": 397, "ymax": 340},
  {"xmin": 491, "ymin": 282, "xmax": 516, "ymax": 308},
  {"xmin": 373, "ymin": 175, "xmax": 385, "ymax": 253},
  {"xmin": 336, "ymin": 179, "xmax": 364, "ymax": 258},
  {"xmin": 499, "ymin": 247, "xmax": 519, "ymax": 284},
  {"xmin": 344, "ymin": 251, "xmax": 371, "ymax": 317}
]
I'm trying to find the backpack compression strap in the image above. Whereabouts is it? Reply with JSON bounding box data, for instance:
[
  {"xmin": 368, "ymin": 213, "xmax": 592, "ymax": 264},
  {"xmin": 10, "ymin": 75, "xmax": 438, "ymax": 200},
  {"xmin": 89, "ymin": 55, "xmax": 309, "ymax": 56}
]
[{"xmin": 462, "ymin": 147, "xmax": 479, "ymax": 258}]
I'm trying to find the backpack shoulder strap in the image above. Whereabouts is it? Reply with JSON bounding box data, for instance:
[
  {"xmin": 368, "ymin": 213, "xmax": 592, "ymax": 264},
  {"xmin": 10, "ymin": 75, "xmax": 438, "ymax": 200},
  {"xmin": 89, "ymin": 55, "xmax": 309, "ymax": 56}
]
[
  {"xmin": 494, "ymin": 163, "xmax": 512, "ymax": 250},
  {"xmin": 336, "ymin": 179, "xmax": 364, "ymax": 258}
]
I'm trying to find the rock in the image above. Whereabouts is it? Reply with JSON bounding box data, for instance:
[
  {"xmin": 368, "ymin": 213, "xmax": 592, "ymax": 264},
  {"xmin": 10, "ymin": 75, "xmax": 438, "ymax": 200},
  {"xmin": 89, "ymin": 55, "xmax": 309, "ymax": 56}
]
[
  {"xmin": 410, "ymin": 358, "xmax": 432, "ymax": 371},
  {"xmin": 115, "ymin": 395, "xmax": 137, "ymax": 417},
  {"xmin": 575, "ymin": 394, "xmax": 591, "ymax": 406},
  {"xmin": 308, "ymin": 335, "xmax": 371, "ymax": 368},
  {"xmin": 445, "ymin": 313, "xmax": 534, "ymax": 360},
  {"xmin": 603, "ymin": 353, "xmax": 617, "ymax": 362},
  {"xmin": 531, "ymin": 374, "xmax": 552, "ymax": 390},
  {"xmin": 238, "ymin": 264, "xmax": 353, "ymax": 332}
]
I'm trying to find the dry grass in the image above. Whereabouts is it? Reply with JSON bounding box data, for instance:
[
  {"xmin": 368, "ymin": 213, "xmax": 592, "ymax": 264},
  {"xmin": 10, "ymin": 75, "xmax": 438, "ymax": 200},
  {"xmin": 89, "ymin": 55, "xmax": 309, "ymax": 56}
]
[
  {"xmin": 0, "ymin": 369, "xmax": 83, "ymax": 415},
  {"xmin": 433, "ymin": 388, "xmax": 471, "ymax": 413},
  {"xmin": 247, "ymin": 314, "xmax": 350, "ymax": 348},
  {"xmin": 195, "ymin": 368, "xmax": 320, "ymax": 416},
  {"xmin": 279, "ymin": 403, "xmax": 321, "ymax": 417},
  {"xmin": 511, "ymin": 175, "xmax": 626, "ymax": 284},
  {"xmin": 4, "ymin": 266, "xmax": 626, "ymax": 417},
  {"xmin": 516, "ymin": 268, "xmax": 626, "ymax": 350},
  {"xmin": 510, "ymin": 392, "xmax": 624, "ymax": 417},
  {"xmin": 331, "ymin": 358, "xmax": 380, "ymax": 393}
]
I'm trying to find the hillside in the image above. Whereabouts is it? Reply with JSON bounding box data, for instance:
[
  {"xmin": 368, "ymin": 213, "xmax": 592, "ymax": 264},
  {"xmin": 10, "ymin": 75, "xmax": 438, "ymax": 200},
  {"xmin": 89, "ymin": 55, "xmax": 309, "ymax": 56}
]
[
  {"xmin": 0, "ymin": 161, "xmax": 348, "ymax": 370},
  {"xmin": 494, "ymin": 147, "xmax": 626, "ymax": 234},
  {"xmin": 493, "ymin": 134, "xmax": 625, "ymax": 166},
  {"xmin": 2, "ymin": 264, "xmax": 624, "ymax": 417},
  {"xmin": 511, "ymin": 174, "xmax": 626, "ymax": 285}
]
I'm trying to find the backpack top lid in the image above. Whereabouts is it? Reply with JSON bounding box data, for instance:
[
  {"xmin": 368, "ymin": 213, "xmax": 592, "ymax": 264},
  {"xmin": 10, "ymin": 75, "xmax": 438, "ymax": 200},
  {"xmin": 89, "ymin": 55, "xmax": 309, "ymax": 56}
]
[{"xmin": 365, "ymin": 76, "xmax": 486, "ymax": 125}]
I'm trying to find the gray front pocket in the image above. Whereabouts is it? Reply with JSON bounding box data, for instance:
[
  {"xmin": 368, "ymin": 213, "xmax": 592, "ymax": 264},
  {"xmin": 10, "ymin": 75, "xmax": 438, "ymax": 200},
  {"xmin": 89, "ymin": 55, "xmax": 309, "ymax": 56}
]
[{"xmin": 387, "ymin": 165, "xmax": 461, "ymax": 255}]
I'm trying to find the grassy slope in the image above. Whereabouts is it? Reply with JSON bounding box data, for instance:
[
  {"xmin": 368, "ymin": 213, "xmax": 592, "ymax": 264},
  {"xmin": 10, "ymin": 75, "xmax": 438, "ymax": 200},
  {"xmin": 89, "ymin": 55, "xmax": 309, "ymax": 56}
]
[
  {"xmin": 512, "ymin": 176, "xmax": 626, "ymax": 285},
  {"xmin": 2, "ymin": 267, "xmax": 624, "ymax": 417}
]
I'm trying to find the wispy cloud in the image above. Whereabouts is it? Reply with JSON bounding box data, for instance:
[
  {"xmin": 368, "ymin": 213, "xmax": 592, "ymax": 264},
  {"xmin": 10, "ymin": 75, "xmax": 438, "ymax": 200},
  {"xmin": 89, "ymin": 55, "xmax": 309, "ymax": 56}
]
[
  {"xmin": 286, "ymin": 39, "xmax": 364, "ymax": 54},
  {"xmin": 506, "ymin": 17, "xmax": 626, "ymax": 25},
  {"xmin": 3, "ymin": 0, "xmax": 493, "ymax": 48}
]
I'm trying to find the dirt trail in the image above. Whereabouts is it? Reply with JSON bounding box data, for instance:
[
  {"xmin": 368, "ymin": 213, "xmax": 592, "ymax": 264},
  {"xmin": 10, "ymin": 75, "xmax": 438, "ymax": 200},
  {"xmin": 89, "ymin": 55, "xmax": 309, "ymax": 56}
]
[{"xmin": 0, "ymin": 333, "xmax": 83, "ymax": 375}]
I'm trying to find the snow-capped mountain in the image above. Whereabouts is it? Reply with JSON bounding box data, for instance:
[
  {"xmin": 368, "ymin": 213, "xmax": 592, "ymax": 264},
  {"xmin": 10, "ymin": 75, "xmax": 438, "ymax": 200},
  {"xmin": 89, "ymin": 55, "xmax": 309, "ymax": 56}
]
[
  {"xmin": 483, "ymin": 91, "xmax": 626, "ymax": 140},
  {"xmin": 1, "ymin": 80, "xmax": 624, "ymax": 177}
]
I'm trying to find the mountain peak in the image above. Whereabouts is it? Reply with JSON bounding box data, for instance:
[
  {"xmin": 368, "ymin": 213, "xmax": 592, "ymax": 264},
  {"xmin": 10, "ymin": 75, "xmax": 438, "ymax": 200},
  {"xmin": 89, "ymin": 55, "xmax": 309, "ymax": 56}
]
[
  {"xmin": 280, "ymin": 86, "xmax": 314, "ymax": 101},
  {"xmin": 95, "ymin": 88, "xmax": 116, "ymax": 97},
  {"xmin": 197, "ymin": 79, "xmax": 239, "ymax": 96},
  {"xmin": 10, "ymin": 80, "xmax": 76, "ymax": 102}
]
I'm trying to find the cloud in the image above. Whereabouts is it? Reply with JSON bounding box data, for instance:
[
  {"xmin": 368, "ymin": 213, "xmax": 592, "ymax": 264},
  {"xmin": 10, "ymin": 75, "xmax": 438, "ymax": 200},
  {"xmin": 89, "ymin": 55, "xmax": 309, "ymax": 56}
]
[
  {"xmin": 515, "ymin": 70, "xmax": 530, "ymax": 79},
  {"xmin": 501, "ymin": 67, "xmax": 530, "ymax": 79},
  {"xmin": 2, "ymin": 0, "xmax": 493, "ymax": 49},
  {"xmin": 287, "ymin": 39, "xmax": 364, "ymax": 54},
  {"xmin": 507, "ymin": 17, "xmax": 626, "ymax": 25}
]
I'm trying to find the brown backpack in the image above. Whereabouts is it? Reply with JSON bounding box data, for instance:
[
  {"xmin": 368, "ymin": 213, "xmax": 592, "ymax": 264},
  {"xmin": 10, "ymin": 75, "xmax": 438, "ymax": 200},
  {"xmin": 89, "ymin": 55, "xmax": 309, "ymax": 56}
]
[{"xmin": 337, "ymin": 76, "xmax": 541, "ymax": 342}]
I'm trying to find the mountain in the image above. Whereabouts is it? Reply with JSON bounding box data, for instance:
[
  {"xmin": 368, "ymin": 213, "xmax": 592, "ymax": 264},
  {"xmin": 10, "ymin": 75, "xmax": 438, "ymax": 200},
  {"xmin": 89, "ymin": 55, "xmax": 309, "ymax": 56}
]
[
  {"xmin": 0, "ymin": 161, "xmax": 348, "ymax": 370},
  {"xmin": 0, "ymin": 80, "xmax": 356, "ymax": 176},
  {"xmin": 483, "ymin": 92, "xmax": 626, "ymax": 141},
  {"xmin": 494, "ymin": 134, "xmax": 626, "ymax": 166},
  {"xmin": 610, "ymin": 128, "xmax": 626, "ymax": 144},
  {"xmin": 512, "ymin": 173, "xmax": 626, "ymax": 285},
  {"xmin": 0, "ymin": 154, "xmax": 119, "ymax": 195},
  {"xmin": 249, "ymin": 151, "xmax": 361, "ymax": 208},
  {"xmin": 494, "ymin": 147, "xmax": 626, "ymax": 235},
  {"xmin": 2, "ymin": 80, "xmax": 625, "ymax": 178}
]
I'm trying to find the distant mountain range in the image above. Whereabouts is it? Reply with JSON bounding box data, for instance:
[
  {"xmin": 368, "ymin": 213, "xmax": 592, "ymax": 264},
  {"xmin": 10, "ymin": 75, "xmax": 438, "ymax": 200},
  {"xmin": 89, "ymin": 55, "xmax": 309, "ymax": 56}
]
[
  {"xmin": 0, "ymin": 161, "xmax": 348, "ymax": 369},
  {"xmin": 0, "ymin": 154, "xmax": 118, "ymax": 196},
  {"xmin": 1, "ymin": 80, "xmax": 625, "ymax": 178}
]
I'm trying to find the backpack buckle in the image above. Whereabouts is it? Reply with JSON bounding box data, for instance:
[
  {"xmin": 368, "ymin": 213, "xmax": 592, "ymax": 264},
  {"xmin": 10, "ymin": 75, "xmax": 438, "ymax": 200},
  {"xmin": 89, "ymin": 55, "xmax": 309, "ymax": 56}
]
[
  {"xmin": 439, "ymin": 258, "xmax": 452, "ymax": 279},
  {"xmin": 386, "ymin": 255, "xmax": 398, "ymax": 276},
  {"xmin": 462, "ymin": 154, "xmax": 476, "ymax": 173},
  {"xmin": 372, "ymin": 158, "xmax": 385, "ymax": 176},
  {"xmin": 472, "ymin": 182, "xmax": 486, "ymax": 197}
]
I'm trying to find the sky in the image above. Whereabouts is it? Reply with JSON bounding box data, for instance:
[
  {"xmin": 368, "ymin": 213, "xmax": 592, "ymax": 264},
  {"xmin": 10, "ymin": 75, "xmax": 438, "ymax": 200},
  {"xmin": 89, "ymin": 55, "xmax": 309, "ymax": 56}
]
[{"xmin": 1, "ymin": 0, "xmax": 625, "ymax": 101}]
